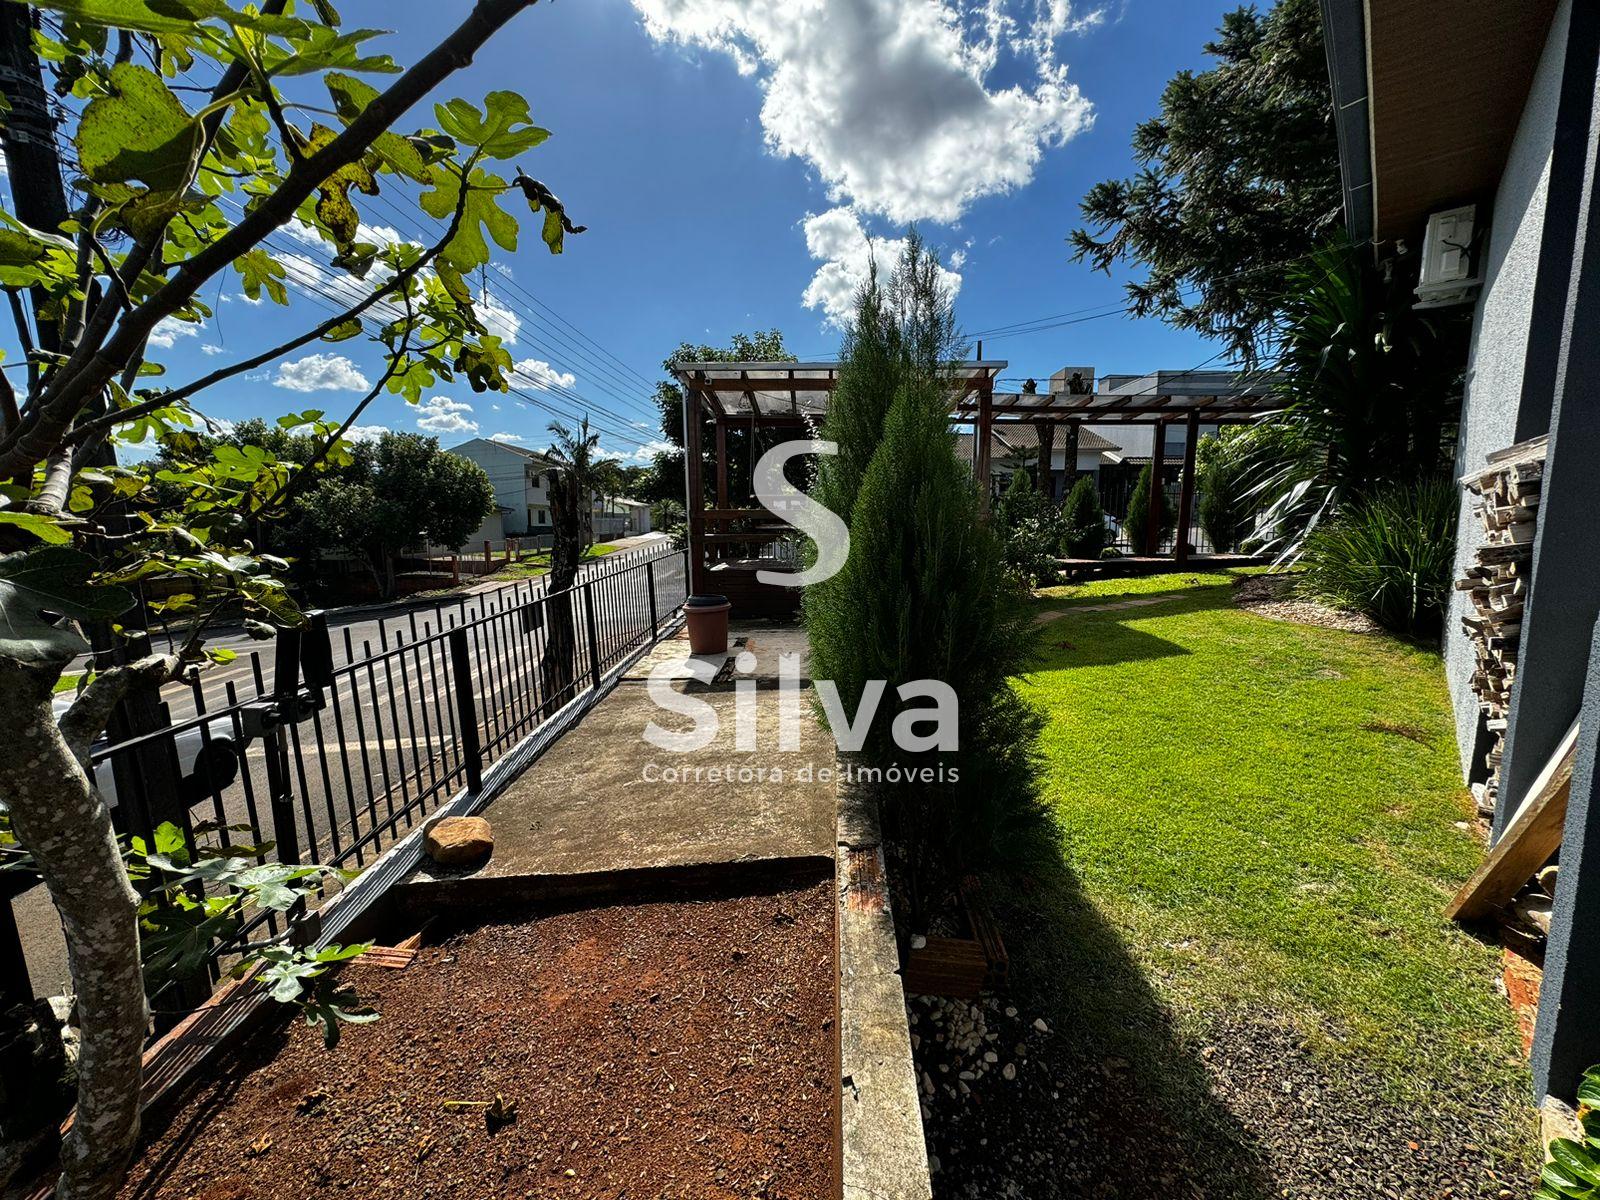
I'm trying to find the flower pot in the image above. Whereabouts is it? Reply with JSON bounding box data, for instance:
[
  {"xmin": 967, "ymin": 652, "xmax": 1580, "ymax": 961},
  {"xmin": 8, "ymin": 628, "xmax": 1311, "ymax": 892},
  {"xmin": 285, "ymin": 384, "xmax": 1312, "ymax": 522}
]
[{"xmin": 683, "ymin": 594, "xmax": 732, "ymax": 654}]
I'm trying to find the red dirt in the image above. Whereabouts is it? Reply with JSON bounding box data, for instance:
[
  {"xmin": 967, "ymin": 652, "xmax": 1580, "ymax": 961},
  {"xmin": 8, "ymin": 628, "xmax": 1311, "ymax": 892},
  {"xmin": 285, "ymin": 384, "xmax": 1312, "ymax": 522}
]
[{"xmin": 118, "ymin": 879, "xmax": 837, "ymax": 1200}]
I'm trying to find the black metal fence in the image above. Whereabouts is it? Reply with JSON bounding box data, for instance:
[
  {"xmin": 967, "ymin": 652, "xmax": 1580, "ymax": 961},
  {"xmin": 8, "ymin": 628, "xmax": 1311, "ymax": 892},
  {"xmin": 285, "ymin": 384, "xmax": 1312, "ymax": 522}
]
[{"xmin": 3, "ymin": 544, "xmax": 687, "ymax": 1006}]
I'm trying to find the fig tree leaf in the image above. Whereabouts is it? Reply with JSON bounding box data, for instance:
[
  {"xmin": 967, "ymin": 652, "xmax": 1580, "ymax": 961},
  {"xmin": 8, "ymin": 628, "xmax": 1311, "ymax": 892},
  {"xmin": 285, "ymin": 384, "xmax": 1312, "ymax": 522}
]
[
  {"xmin": 433, "ymin": 91, "xmax": 548, "ymax": 160},
  {"xmin": 0, "ymin": 512, "xmax": 72, "ymax": 545},
  {"xmin": 76, "ymin": 62, "xmax": 201, "ymax": 193},
  {"xmin": 0, "ymin": 547, "xmax": 134, "ymax": 665},
  {"xmin": 418, "ymin": 167, "xmax": 516, "ymax": 271}
]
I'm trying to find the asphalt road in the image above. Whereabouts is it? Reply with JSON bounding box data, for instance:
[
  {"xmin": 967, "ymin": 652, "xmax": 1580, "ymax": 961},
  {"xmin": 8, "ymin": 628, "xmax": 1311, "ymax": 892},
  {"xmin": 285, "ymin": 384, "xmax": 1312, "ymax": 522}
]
[{"xmin": 16, "ymin": 536, "xmax": 683, "ymax": 1000}]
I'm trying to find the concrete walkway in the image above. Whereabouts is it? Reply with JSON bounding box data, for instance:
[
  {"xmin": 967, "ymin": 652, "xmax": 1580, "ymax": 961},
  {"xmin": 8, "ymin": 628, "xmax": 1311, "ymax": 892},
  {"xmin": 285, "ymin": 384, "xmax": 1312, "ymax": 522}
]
[{"xmin": 407, "ymin": 620, "xmax": 834, "ymax": 901}]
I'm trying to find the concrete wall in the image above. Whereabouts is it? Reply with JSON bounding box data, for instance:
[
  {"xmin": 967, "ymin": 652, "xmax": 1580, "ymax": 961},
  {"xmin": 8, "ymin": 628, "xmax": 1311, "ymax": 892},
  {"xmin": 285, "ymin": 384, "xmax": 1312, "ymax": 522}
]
[{"xmin": 1445, "ymin": 0, "xmax": 1572, "ymax": 774}]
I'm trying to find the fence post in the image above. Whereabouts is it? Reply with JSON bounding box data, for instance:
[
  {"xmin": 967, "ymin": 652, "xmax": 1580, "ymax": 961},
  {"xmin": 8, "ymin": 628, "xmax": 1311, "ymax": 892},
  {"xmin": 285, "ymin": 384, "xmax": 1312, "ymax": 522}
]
[
  {"xmin": 582, "ymin": 582, "xmax": 603, "ymax": 691},
  {"xmin": 447, "ymin": 627, "xmax": 484, "ymax": 795},
  {"xmin": 263, "ymin": 626, "xmax": 302, "ymax": 864},
  {"xmin": 646, "ymin": 559, "xmax": 659, "ymax": 634}
]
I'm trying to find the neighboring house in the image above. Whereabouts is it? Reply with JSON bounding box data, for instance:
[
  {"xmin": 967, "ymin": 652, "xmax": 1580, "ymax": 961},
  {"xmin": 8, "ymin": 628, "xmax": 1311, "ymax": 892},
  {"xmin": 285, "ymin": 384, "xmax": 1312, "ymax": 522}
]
[
  {"xmin": 449, "ymin": 437, "xmax": 557, "ymax": 538},
  {"xmin": 1323, "ymin": 0, "xmax": 1600, "ymax": 1101},
  {"xmin": 449, "ymin": 438, "xmax": 654, "ymax": 546},
  {"xmin": 957, "ymin": 426, "xmax": 1120, "ymax": 497},
  {"xmin": 593, "ymin": 495, "xmax": 653, "ymax": 538}
]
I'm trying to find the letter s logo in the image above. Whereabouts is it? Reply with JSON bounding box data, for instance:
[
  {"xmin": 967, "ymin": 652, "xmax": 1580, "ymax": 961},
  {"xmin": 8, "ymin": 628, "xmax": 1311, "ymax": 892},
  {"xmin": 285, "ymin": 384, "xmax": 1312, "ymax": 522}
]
[{"xmin": 753, "ymin": 440, "xmax": 850, "ymax": 586}]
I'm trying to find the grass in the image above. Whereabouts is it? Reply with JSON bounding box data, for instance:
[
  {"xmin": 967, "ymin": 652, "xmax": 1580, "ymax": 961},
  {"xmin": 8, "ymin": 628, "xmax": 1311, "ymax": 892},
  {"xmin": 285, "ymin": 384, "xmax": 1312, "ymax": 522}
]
[
  {"xmin": 480, "ymin": 542, "xmax": 620, "ymax": 582},
  {"xmin": 1003, "ymin": 570, "xmax": 1534, "ymax": 1162}
]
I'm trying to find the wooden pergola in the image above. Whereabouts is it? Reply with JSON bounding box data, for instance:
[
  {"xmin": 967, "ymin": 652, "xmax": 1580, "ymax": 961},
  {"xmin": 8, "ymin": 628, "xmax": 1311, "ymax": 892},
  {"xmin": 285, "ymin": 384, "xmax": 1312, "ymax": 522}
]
[
  {"xmin": 952, "ymin": 383, "xmax": 1280, "ymax": 565},
  {"xmin": 673, "ymin": 359, "xmax": 1278, "ymax": 611},
  {"xmin": 672, "ymin": 359, "xmax": 1004, "ymax": 613}
]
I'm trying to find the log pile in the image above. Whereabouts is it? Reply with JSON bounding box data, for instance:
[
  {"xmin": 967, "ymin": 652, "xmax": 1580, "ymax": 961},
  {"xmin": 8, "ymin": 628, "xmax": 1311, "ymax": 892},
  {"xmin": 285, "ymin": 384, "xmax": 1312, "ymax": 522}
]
[{"xmin": 1457, "ymin": 434, "xmax": 1548, "ymax": 814}]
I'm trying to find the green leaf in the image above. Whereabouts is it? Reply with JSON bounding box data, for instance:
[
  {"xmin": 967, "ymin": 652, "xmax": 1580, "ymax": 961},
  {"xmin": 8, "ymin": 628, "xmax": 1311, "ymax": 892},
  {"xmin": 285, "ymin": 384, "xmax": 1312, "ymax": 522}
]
[
  {"xmin": 234, "ymin": 247, "xmax": 288, "ymax": 305},
  {"xmin": 321, "ymin": 317, "xmax": 363, "ymax": 342},
  {"xmin": 0, "ymin": 211, "xmax": 77, "ymax": 288},
  {"xmin": 325, "ymin": 72, "xmax": 429, "ymax": 182},
  {"xmin": 418, "ymin": 167, "xmax": 517, "ymax": 272},
  {"xmin": 1552, "ymin": 1140, "xmax": 1600, "ymax": 1189},
  {"xmin": 76, "ymin": 62, "xmax": 201, "ymax": 193},
  {"xmin": 0, "ymin": 512, "xmax": 72, "ymax": 545},
  {"xmin": 0, "ymin": 547, "xmax": 134, "ymax": 665},
  {"xmin": 23, "ymin": 0, "xmax": 308, "ymax": 35},
  {"xmin": 434, "ymin": 92, "xmax": 548, "ymax": 160}
]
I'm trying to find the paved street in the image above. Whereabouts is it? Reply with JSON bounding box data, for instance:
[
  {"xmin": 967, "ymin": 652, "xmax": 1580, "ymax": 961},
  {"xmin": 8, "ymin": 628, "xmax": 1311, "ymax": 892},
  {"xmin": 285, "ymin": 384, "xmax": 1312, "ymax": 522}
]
[{"xmin": 16, "ymin": 536, "xmax": 682, "ymax": 1000}]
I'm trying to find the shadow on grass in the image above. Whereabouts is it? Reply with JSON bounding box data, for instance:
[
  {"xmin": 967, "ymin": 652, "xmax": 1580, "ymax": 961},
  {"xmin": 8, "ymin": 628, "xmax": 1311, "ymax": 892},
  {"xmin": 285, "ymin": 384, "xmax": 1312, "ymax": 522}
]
[
  {"xmin": 917, "ymin": 809, "xmax": 1277, "ymax": 1198},
  {"xmin": 1030, "ymin": 585, "xmax": 1243, "ymax": 671}
]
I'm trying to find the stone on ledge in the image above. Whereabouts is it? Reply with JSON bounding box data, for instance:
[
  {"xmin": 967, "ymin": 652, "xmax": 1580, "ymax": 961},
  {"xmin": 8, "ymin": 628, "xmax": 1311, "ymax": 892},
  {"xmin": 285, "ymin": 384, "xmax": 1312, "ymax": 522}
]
[{"xmin": 426, "ymin": 816, "xmax": 494, "ymax": 866}]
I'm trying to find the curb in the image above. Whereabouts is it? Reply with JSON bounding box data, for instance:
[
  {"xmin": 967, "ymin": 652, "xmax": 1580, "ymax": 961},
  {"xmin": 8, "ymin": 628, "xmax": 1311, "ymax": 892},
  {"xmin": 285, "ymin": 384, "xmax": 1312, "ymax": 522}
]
[{"xmin": 837, "ymin": 787, "xmax": 934, "ymax": 1200}]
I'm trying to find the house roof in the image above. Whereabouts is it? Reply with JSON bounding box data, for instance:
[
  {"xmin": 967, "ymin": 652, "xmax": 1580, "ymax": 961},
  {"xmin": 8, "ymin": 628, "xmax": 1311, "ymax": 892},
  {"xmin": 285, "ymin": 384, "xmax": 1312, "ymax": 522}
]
[
  {"xmin": 986, "ymin": 423, "xmax": 1118, "ymax": 453},
  {"xmin": 1323, "ymin": 0, "xmax": 1561, "ymax": 244},
  {"xmin": 451, "ymin": 436, "xmax": 555, "ymax": 466}
]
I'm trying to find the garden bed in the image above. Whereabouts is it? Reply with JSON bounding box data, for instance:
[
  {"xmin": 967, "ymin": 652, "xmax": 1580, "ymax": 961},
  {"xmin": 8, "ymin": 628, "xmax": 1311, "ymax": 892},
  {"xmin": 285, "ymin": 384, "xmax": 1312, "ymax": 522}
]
[{"xmin": 116, "ymin": 879, "xmax": 838, "ymax": 1200}]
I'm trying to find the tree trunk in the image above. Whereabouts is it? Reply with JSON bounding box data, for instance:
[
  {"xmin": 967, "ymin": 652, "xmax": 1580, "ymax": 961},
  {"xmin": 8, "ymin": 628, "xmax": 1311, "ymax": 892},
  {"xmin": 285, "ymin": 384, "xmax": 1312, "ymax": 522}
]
[{"xmin": 0, "ymin": 663, "xmax": 147, "ymax": 1200}]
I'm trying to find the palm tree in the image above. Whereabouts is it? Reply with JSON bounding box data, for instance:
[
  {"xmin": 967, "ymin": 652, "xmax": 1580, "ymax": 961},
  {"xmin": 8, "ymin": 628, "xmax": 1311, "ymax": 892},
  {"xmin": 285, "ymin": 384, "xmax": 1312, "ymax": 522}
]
[
  {"xmin": 1237, "ymin": 241, "xmax": 1465, "ymax": 557},
  {"xmin": 539, "ymin": 417, "xmax": 601, "ymax": 715}
]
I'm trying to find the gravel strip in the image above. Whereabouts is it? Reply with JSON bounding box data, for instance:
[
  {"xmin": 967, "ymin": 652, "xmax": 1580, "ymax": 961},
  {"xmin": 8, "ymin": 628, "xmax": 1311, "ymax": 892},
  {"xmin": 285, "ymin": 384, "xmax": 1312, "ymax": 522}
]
[
  {"xmin": 1234, "ymin": 574, "xmax": 1383, "ymax": 634},
  {"xmin": 909, "ymin": 997, "xmax": 1534, "ymax": 1199}
]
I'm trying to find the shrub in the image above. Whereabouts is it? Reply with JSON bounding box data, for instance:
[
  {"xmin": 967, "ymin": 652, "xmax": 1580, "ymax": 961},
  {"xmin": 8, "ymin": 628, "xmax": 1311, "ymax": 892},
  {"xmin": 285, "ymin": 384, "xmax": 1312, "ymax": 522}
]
[
  {"xmin": 804, "ymin": 233, "xmax": 1043, "ymax": 913},
  {"xmin": 1536, "ymin": 1063, "xmax": 1600, "ymax": 1198},
  {"xmin": 1061, "ymin": 474, "xmax": 1109, "ymax": 558},
  {"xmin": 995, "ymin": 471, "xmax": 1063, "ymax": 585},
  {"xmin": 1196, "ymin": 431, "xmax": 1254, "ymax": 553},
  {"xmin": 825, "ymin": 376, "xmax": 1038, "ymax": 891},
  {"xmin": 1298, "ymin": 478, "xmax": 1458, "ymax": 637},
  {"xmin": 1124, "ymin": 462, "xmax": 1175, "ymax": 554}
]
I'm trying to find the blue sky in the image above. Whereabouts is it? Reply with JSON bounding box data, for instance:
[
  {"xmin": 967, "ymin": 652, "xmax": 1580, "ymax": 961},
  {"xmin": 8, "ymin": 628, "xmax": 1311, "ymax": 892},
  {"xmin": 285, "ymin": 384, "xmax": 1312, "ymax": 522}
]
[{"xmin": 6, "ymin": 0, "xmax": 1247, "ymax": 463}]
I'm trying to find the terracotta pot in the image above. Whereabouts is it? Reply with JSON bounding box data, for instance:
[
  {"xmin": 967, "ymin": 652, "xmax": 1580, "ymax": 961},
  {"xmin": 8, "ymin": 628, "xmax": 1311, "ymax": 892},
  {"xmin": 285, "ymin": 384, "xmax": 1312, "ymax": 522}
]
[{"xmin": 683, "ymin": 594, "xmax": 731, "ymax": 654}]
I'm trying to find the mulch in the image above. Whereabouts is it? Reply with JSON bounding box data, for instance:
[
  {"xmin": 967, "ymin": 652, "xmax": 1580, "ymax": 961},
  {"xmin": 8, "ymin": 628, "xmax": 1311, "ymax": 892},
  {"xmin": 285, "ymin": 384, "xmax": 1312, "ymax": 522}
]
[
  {"xmin": 117, "ymin": 879, "xmax": 837, "ymax": 1200},
  {"xmin": 1233, "ymin": 574, "xmax": 1382, "ymax": 634}
]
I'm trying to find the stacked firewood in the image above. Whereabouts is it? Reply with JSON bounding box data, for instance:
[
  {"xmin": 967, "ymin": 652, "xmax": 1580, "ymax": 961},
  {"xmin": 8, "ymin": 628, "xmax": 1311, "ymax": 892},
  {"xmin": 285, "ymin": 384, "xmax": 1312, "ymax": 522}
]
[{"xmin": 1457, "ymin": 435, "xmax": 1548, "ymax": 815}]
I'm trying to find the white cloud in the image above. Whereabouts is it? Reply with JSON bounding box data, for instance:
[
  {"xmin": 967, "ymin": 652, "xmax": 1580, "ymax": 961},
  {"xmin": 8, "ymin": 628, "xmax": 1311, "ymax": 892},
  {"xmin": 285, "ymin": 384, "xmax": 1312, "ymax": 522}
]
[
  {"xmin": 488, "ymin": 431, "xmax": 525, "ymax": 443},
  {"xmin": 511, "ymin": 357, "xmax": 576, "ymax": 391},
  {"xmin": 630, "ymin": 0, "xmax": 1096, "ymax": 223},
  {"xmin": 273, "ymin": 353, "xmax": 371, "ymax": 393},
  {"xmin": 148, "ymin": 316, "xmax": 203, "ymax": 348},
  {"xmin": 801, "ymin": 206, "xmax": 963, "ymax": 328},
  {"xmin": 598, "ymin": 437, "xmax": 676, "ymax": 464},
  {"xmin": 476, "ymin": 290, "xmax": 521, "ymax": 344},
  {"xmin": 341, "ymin": 424, "xmax": 390, "ymax": 443},
  {"xmin": 416, "ymin": 396, "xmax": 478, "ymax": 435},
  {"xmin": 200, "ymin": 344, "xmax": 226, "ymax": 356}
]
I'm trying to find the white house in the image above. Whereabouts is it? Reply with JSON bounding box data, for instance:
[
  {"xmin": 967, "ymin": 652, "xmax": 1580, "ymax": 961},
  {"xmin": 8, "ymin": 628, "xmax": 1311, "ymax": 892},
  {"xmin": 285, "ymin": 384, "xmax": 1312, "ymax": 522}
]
[
  {"xmin": 448, "ymin": 438, "xmax": 653, "ymax": 546},
  {"xmin": 450, "ymin": 437, "xmax": 557, "ymax": 535}
]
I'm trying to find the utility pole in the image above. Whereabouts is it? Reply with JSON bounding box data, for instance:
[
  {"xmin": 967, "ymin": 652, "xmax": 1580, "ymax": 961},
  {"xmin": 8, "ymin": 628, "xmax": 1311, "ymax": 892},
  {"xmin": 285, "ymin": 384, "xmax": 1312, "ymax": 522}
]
[{"xmin": 0, "ymin": 4, "xmax": 69, "ymax": 359}]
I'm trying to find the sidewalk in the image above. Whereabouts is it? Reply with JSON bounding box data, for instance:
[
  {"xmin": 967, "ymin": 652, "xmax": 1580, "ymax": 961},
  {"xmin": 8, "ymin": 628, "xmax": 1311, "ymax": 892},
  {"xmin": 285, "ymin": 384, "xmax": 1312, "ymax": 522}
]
[{"xmin": 405, "ymin": 619, "xmax": 834, "ymax": 903}]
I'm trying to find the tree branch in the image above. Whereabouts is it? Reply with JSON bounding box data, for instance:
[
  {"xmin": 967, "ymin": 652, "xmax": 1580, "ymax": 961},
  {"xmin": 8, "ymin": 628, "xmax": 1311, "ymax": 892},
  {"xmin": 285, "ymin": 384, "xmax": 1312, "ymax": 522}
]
[
  {"xmin": 0, "ymin": 0, "xmax": 538, "ymax": 484},
  {"xmin": 60, "ymin": 165, "xmax": 472, "ymax": 452},
  {"xmin": 57, "ymin": 654, "xmax": 178, "ymax": 768}
]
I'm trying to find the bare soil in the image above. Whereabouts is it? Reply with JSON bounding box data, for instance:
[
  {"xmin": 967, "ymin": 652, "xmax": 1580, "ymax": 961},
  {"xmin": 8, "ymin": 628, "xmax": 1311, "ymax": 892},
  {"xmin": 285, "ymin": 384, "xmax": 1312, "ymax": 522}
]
[{"xmin": 119, "ymin": 879, "xmax": 837, "ymax": 1200}]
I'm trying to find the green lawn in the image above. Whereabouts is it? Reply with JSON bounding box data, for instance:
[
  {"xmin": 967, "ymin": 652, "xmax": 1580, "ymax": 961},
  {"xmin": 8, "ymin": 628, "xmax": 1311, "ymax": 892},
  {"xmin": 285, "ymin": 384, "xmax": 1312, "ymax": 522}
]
[
  {"xmin": 1001, "ymin": 570, "xmax": 1534, "ymax": 1176},
  {"xmin": 484, "ymin": 542, "xmax": 620, "ymax": 582}
]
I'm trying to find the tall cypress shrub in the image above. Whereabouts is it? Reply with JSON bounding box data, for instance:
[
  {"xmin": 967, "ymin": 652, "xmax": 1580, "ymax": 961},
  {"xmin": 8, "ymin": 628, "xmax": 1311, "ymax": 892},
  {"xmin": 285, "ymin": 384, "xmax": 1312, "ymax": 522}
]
[
  {"xmin": 803, "ymin": 234, "xmax": 1043, "ymax": 909},
  {"xmin": 1061, "ymin": 474, "xmax": 1108, "ymax": 558},
  {"xmin": 1124, "ymin": 462, "xmax": 1175, "ymax": 554}
]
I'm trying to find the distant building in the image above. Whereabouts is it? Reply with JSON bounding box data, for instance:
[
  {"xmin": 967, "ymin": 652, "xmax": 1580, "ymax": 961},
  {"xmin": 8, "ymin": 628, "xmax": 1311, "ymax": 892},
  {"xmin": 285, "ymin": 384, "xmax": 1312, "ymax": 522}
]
[
  {"xmin": 449, "ymin": 438, "xmax": 557, "ymax": 536},
  {"xmin": 448, "ymin": 438, "xmax": 652, "ymax": 546}
]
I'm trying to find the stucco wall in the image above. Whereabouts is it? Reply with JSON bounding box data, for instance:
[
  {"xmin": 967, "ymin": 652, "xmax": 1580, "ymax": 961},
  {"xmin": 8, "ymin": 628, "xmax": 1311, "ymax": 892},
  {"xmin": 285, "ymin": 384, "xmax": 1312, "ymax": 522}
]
[{"xmin": 1445, "ymin": 0, "xmax": 1572, "ymax": 775}]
